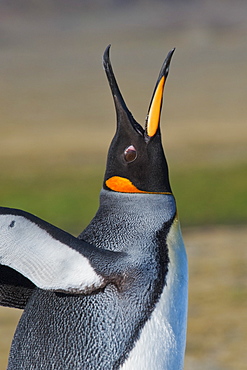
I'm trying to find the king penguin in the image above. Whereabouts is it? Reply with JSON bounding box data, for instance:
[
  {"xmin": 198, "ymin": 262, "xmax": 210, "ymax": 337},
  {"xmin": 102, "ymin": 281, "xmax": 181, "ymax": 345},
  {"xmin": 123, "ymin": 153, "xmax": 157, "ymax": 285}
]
[{"xmin": 0, "ymin": 46, "xmax": 188, "ymax": 370}]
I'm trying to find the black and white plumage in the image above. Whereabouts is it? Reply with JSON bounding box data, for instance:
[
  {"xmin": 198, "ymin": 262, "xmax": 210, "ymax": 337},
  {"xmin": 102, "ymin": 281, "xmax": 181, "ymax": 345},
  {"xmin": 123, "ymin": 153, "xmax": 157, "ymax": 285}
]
[{"xmin": 0, "ymin": 46, "xmax": 188, "ymax": 370}]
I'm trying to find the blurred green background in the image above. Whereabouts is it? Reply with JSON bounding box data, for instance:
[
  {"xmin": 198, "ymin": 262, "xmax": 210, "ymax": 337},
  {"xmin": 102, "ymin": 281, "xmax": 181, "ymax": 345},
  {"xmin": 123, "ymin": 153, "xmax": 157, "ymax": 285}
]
[{"xmin": 0, "ymin": 1, "xmax": 246, "ymax": 369}]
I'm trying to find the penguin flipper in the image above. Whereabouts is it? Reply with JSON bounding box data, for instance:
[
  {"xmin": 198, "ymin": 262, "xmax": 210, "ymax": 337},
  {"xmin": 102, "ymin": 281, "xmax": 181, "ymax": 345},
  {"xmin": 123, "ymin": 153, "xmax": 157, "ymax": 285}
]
[
  {"xmin": 0, "ymin": 265, "xmax": 35, "ymax": 308},
  {"xmin": 0, "ymin": 207, "xmax": 127, "ymax": 302}
]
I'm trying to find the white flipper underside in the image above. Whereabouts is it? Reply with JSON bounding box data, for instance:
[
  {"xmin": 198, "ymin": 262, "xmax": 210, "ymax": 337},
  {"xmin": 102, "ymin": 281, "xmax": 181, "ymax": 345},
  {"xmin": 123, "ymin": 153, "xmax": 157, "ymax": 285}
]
[{"xmin": 0, "ymin": 214, "xmax": 104, "ymax": 293}]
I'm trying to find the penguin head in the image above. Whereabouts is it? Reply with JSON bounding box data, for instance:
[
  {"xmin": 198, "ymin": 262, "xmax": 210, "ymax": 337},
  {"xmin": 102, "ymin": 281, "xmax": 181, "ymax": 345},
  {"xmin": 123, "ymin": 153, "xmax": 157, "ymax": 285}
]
[{"xmin": 103, "ymin": 46, "xmax": 175, "ymax": 195}]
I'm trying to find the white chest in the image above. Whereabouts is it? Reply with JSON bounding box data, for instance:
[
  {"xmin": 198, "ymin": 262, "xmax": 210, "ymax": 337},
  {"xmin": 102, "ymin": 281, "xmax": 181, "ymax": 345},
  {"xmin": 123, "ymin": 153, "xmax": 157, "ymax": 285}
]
[{"xmin": 120, "ymin": 220, "xmax": 188, "ymax": 370}]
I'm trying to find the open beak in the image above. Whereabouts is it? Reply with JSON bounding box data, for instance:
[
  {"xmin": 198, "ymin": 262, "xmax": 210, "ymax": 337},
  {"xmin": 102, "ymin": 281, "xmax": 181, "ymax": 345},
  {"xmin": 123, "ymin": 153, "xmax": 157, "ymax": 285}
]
[
  {"xmin": 103, "ymin": 45, "xmax": 142, "ymax": 133},
  {"xmin": 145, "ymin": 48, "xmax": 175, "ymax": 139}
]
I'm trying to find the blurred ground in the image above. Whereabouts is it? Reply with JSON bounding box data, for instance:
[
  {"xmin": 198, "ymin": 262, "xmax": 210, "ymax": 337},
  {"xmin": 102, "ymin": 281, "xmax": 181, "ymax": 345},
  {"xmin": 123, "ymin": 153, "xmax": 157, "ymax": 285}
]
[
  {"xmin": 184, "ymin": 226, "xmax": 247, "ymax": 370},
  {"xmin": 0, "ymin": 0, "xmax": 246, "ymax": 171},
  {"xmin": 0, "ymin": 1, "xmax": 246, "ymax": 369}
]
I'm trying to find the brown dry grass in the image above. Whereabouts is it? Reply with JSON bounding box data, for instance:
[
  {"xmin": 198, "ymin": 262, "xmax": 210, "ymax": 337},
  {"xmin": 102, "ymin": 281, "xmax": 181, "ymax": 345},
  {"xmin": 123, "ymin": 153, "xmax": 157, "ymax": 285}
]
[
  {"xmin": 0, "ymin": 2, "xmax": 247, "ymax": 172},
  {"xmin": 184, "ymin": 226, "xmax": 247, "ymax": 370},
  {"xmin": 0, "ymin": 309, "xmax": 21, "ymax": 369}
]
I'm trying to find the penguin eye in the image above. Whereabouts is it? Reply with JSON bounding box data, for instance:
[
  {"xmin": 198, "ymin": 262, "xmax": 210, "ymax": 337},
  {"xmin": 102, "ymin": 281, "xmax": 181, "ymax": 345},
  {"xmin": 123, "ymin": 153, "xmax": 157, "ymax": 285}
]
[{"xmin": 124, "ymin": 145, "xmax": 137, "ymax": 163}]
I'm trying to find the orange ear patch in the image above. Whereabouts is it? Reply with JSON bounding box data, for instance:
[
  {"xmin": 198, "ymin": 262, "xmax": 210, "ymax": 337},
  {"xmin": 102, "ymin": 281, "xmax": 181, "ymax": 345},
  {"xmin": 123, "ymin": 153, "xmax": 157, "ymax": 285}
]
[
  {"xmin": 106, "ymin": 176, "xmax": 143, "ymax": 193},
  {"xmin": 105, "ymin": 176, "xmax": 171, "ymax": 195}
]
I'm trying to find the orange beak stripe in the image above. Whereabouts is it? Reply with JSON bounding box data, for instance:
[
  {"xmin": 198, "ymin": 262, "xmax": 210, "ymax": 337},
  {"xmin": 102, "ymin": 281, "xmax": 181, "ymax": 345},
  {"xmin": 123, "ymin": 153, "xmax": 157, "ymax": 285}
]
[
  {"xmin": 146, "ymin": 76, "xmax": 165, "ymax": 137},
  {"xmin": 106, "ymin": 176, "xmax": 172, "ymax": 195}
]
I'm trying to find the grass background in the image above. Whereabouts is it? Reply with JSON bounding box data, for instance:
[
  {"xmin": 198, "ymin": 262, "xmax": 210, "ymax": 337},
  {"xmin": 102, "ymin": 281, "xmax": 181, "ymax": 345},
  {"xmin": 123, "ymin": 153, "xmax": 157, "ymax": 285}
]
[{"xmin": 0, "ymin": 1, "xmax": 247, "ymax": 369}]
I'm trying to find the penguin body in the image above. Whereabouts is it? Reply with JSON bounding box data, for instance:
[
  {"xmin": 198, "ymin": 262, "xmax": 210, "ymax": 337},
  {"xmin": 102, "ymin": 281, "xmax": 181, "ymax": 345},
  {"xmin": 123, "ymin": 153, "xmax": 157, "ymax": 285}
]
[{"xmin": 0, "ymin": 47, "xmax": 188, "ymax": 369}]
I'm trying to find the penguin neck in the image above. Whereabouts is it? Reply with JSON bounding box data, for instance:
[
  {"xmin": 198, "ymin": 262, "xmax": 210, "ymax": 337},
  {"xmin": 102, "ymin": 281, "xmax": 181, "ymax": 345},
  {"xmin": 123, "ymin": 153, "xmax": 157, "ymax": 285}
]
[
  {"xmin": 81, "ymin": 189, "xmax": 177, "ymax": 252},
  {"xmin": 99, "ymin": 188, "xmax": 176, "ymax": 220}
]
